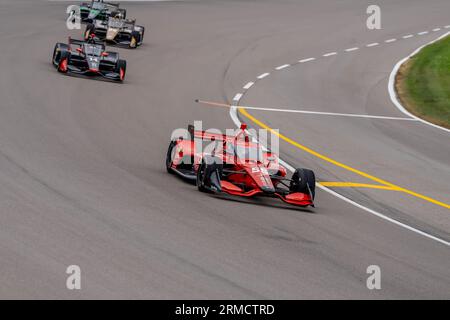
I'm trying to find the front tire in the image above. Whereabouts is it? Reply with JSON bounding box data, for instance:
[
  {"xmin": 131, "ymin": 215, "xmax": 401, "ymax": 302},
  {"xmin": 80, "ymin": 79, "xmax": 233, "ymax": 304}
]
[
  {"xmin": 196, "ymin": 161, "xmax": 209, "ymax": 192},
  {"xmin": 196, "ymin": 156, "xmax": 223, "ymax": 193},
  {"xmin": 129, "ymin": 31, "xmax": 140, "ymax": 49},
  {"xmin": 135, "ymin": 26, "xmax": 145, "ymax": 45},
  {"xmin": 56, "ymin": 51, "xmax": 70, "ymax": 73},
  {"xmin": 52, "ymin": 43, "xmax": 69, "ymax": 66},
  {"xmin": 290, "ymin": 168, "xmax": 316, "ymax": 199},
  {"xmin": 115, "ymin": 59, "xmax": 126, "ymax": 82}
]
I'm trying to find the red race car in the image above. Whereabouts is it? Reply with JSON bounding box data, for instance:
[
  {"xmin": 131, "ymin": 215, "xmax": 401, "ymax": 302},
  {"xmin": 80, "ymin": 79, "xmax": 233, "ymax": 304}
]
[{"xmin": 166, "ymin": 124, "xmax": 316, "ymax": 207}]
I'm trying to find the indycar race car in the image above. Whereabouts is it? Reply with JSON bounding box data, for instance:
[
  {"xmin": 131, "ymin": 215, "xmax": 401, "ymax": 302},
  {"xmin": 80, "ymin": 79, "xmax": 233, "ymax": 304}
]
[
  {"xmin": 166, "ymin": 124, "xmax": 316, "ymax": 207},
  {"xmin": 85, "ymin": 15, "xmax": 145, "ymax": 49},
  {"xmin": 77, "ymin": 0, "xmax": 126, "ymax": 23},
  {"xmin": 52, "ymin": 36, "xmax": 126, "ymax": 82}
]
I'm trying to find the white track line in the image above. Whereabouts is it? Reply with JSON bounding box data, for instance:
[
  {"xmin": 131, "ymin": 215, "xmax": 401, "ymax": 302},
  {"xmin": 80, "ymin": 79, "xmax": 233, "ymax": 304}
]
[
  {"xmin": 433, "ymin": 28, "xmax": 441, "ymax": 32},
  {"xmin": 299, "ymin": 57, "xmax": 316, "ymax": 63},
  {"xmin": 366, "ymin": 42, "xmax": 379, "ymax": 47},
  {"xmin": 257, "ymin": 73, "xmax": 270, "ymax": 79},
  {"xmin": 385, "ymin": 38, "xmax": 397, "ymax": 43},
  {"xmin": 233, "ymin": 93, "xmax": 243, "ymax": 102},
  {"xmin": 388, "ymin": 31, "xmax": 450, "ymax": 134},
  {"xmin": 236, "ymin": 105, "xmax": 416, "ymax": 121},
  {"xmin": 275, "ymin": 64, "xmax": 290, "ymax": 70},
  {"xmin": 229, "ymin": 105, "xmax": 450, "ymax": 247},
  {"xmin": 418, "ymin": 31, "xmax": 429, "ymax": 35},
  {"xmin": 323, "ymin": 52, "xmax": 337, "ymax": 57},
  {"xmin": 402, "ymin": 34, "xmax": 414, "ymax": 39},
  {"xmin": 345, "ymin": 47, "xmax": 359, "ymax": 52},
  {"xmin": 243, "ymin": 82, "xmax": 254, "ymax": 90}
]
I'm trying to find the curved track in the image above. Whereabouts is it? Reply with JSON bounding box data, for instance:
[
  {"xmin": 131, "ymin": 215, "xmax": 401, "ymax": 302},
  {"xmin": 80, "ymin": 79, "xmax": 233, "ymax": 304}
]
[{"xmin": 0, "ymin": 0, "xmax": 448, "ymax": 299}]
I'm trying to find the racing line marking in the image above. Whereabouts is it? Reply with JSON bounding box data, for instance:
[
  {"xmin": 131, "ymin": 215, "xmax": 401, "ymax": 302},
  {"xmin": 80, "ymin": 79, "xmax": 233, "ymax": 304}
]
[
  {"xmin": 275, "ymin": 64, "xmax": 290, "ymax": 70},
  {"xmin": 233, "ymin": 93, "xmax": 243, "ymax": 101},
  {"xmin": 238, "ymin": 107, "xmax": 450, "ymax": 210},
  {"xmin": 196, "ymin": 100, "xmax": 417, "ymax": 121},
  {"xmin": 319, "ymin": 182, "xmax": 401, "ymax": 191},
  {"xmin": 299, "ymin": 58, "xmax": 316, "ymax": 63},
  {"xmin": 243, "ymin": 82, "xmax": 254, "ymax": 90}
]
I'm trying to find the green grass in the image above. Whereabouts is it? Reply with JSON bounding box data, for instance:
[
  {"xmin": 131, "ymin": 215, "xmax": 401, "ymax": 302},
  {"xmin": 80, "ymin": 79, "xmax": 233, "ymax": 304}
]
[{"xmin": 397, "ymin": 36, "xmax": 450, "ymax": 128}]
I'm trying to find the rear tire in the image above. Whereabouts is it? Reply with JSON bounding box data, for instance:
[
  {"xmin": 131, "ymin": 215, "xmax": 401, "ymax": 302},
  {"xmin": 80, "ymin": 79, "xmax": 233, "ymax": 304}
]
[
  {"xmin": 290, "ymin": 168, "xmax": 316, "ymax": 199},
  {"xmin": 84, "ymin": 23, "xmax": 95, "ymax": 40},
  {"xmin": 166, "ymin": 140, "xmax": 176, "ymax": 173}
]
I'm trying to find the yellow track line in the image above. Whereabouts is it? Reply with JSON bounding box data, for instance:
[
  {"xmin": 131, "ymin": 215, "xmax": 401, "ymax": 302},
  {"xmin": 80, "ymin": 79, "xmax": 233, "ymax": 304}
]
[
  {"xmin": 238, "ymin": 107, "xmax": 450, "ymax": 210},
  {"xmin": 319, "ymin": 182, "xmax": 401, "ymax": 190}
]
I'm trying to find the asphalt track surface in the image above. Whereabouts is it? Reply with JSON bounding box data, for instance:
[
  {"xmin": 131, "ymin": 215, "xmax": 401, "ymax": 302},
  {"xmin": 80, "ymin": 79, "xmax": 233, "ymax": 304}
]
[{"xmin": 0, "ymin": 0, "xmax": 448, "ymax": 299}]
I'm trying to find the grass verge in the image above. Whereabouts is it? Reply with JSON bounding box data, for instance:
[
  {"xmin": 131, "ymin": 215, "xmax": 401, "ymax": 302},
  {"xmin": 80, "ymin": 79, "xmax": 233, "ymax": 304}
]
[{"xmin": 396, "ymin": 35, "xmax": 450, "ymax": 129}]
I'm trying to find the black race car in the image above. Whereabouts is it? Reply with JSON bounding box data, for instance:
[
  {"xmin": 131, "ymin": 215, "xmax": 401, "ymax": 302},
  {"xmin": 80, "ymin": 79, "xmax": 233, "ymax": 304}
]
[
  {"xmin": 85, "ymin": 15, "xmax": 144, "ymax": 49},
  {"xmin": 52, "ymin": 37, "xmax": 126, "ymax": 82}
]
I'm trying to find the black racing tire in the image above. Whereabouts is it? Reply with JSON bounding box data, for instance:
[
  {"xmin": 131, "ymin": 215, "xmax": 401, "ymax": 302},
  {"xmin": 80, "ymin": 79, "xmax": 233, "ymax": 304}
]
[
  {"xmin": 129, "ymin": 31, "xmax": 140, "ymax": 49},
  {"xmin": 290, "ymin": 168, "xmax": 316, "ymax": 199},
  {"xmin": 303, "ymin": 169, "xmax": 316, "ymax": 199},
  {"xmin": 84, "ymin": 23, "xmax": 95, "ymax": 40},
  {"xmin": 137, "ymin": 26, "xmax": 145, "ymax": 44},
  {"xmin": 115, "ymin": 59, "xmax": 126, "ymax": 82},
  {"xmin": 52, "ymin": 43, "xmax": 69, "ymax": 66},
  {"xmin": 166, "ymin": 140, "xmax": 176, "ymax": 173},
  {"xmin": 196, "ymin": 161, "xmax": 209, "ymax": 192},
  {"xmin": 197, "ymin": 156, "xmax": 223, "ymax": 193},
  {"xmin": 57, "ymin": 51, "xmax": 70, "ymax": 73}
]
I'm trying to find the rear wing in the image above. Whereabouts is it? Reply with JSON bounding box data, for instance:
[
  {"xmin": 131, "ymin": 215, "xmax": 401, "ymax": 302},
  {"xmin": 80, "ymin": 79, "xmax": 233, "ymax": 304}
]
[
  {"xmin": 68, "ymin": 38, "xmax": 85, "ymax": 46},
  {"xmin": 188, "ymin": 124, "xmax": 232, "ymax": 142},
  {"xmin": 68, "ymin": 37, "xmax": 105, "ymax": 49},
  {"xmin": 188, "ymin": 124, "xmax": 255, "ymax": 145},
  {"xmin": 104, "ymin": 2, "xmax": 120, "ymax": 8}
]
